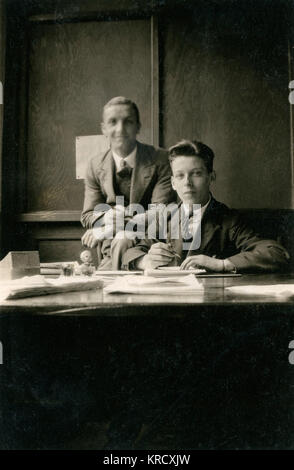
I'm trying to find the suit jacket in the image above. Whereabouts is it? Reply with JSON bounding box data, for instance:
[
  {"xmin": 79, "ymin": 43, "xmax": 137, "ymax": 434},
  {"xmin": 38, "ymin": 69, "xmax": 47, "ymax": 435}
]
[
  {"xmin": 81, "ymin": 141, "xmax": 175, "ymax": 229},
  {"xmin": 122, "ymin": 197, "xmax": 290, "ymax": 272}
]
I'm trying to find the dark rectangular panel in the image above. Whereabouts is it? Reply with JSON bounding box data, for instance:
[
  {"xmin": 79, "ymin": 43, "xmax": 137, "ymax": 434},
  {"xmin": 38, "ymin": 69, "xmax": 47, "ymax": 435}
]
[
  {"xmin": 27, "ymin": 19, "xmax": 151, "ymax": 211},
  {"xmin": 161, "ymin": 4, "xmax": 291, "ymax": 208},
  {"xmin": 39, "ymin": 239, "xmax": 98, "ymax": 263}
]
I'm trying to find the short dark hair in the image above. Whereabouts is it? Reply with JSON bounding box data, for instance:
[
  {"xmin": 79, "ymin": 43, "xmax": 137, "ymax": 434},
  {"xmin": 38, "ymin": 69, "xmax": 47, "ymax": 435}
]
[
  {"xmin": 168, "ymin": 140, "xmax": 215, "ymax": 173},
  {"xmin": 103, "ymin": 96, "xmax": 141, "ymax": 127}
]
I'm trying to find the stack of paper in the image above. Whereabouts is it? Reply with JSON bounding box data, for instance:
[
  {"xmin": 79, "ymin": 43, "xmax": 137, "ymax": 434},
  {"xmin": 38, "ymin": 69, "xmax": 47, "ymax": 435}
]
[
  {"xmin": 0, "ymin": 275, "xmax": 103, "ymax": 300},
  {"xmin": 226, "ymin": 284, "xmax": 294, "ymax": 297},
  {"xmin": 104, "ymin": 274, "xmax": 203, "ymax": 295}
]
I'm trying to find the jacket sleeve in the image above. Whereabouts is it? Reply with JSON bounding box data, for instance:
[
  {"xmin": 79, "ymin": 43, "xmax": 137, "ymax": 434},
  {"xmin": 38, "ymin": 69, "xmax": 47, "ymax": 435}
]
[
  {"xmin": 150, "ymin": 149, "xmax": 176, "ymax": 205},
  {"xmin": 226, "ymin": 214, "xmax": 290, "ymax": 272},
  {"xmin": 81, "ymin": 158, "xmax": 107, "ymax": 229},
  {"xmin": 121, "ymin": 238, "xmax": 154, "ymax": 270}
]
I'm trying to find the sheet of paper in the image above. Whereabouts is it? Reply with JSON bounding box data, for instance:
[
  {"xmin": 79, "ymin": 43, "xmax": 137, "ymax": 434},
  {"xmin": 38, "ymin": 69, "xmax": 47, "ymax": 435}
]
[
  {"xmin": 75, "ymin": 135, "xmax": 109, "ymax": 179},
  {"xmin": 104, "ymin": 274, "xmax": 203, "ymax": 295},
  {"xmin": 226, "ymin": 284, "xmax": 294, "ymax": 297}
]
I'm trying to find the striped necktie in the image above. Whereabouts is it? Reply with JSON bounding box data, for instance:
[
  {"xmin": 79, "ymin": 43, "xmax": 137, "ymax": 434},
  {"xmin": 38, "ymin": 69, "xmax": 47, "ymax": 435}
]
[{"xmin": 181, "ymin": 212, "xmax": 193, "ymax": 241}]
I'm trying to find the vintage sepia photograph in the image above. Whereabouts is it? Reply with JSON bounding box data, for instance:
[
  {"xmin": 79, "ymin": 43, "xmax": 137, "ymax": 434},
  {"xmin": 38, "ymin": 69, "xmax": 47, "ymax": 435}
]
[{"xmin": 0, "ymin": 0, "xmax": 294, "ymax": 452}]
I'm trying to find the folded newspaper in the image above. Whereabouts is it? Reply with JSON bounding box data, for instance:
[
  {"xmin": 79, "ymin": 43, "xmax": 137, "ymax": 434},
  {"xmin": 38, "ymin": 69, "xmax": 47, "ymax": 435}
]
[
  {"xmin": 104, "ymin": 274, "xmax": 203, "ymax": 295},
  {"xmin": 0, "ymin": 275, "xmax": 103, "ymax": 300}
]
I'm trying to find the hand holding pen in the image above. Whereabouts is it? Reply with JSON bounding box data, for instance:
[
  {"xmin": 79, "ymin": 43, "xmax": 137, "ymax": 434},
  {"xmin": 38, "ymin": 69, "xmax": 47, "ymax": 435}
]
[{"xmin": 141, "ymin": 242, "xmax": 181, "ymax": 270}]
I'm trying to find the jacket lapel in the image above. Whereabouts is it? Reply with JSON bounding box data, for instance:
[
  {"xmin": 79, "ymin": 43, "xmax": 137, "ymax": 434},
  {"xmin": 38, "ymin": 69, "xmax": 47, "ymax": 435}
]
[
  {"xmin": 130, "ymin": 142, "xmax": 156, "ymax": 204},
  {"xmin": 96, "ymin": 150, "xmax": 116, "ymax": 204},
  {"xmin": 187, "ymin": 198, "xmax": 221, "ymax": 257},
  {"xmin": 187, "ymin": 221, "xmax": 221, "ymax": 257}
]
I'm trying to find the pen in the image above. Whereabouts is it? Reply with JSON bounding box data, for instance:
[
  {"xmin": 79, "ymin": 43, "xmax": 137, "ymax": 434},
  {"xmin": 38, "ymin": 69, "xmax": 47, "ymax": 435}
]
[
  {"xmin": 154, "ymin": 239, "xmax": 181, "ymax": 260},
  {"xmin": 167, "ymin": 242, "xmax": 181, "ymax": 260}
]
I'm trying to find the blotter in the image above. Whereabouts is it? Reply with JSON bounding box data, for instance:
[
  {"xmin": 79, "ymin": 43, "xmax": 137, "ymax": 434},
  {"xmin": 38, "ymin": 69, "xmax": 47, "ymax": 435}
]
[
  {"xmin": 145, "ymin": 267, "xmax": 206, "ymax": 276},
  {"xmin": 104, "ymin": 274, "xmax": 203, "ymax": 295},
  {"xmin": 145, "ymin": 267, "xmax": 242, "ymax": 277},
  {"xmin": 94, "ymin": 270, "xmax": 142, "ymax": 276}
]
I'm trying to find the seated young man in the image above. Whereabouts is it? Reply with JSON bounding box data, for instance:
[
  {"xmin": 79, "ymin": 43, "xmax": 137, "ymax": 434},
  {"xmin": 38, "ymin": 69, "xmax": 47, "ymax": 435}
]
[{"xmin": 122, "ymin": 140, "xmax": 290, "ymax": 272}]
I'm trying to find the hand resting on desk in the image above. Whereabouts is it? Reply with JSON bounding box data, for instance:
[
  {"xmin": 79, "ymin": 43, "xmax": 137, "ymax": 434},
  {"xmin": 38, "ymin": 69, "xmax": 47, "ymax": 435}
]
[
  {"xmin": 136, "ymin": 244, "xmax": 236, "ymax": 273},
  {"xmin": 180, "ymin": 254, "xmax": 222, "ymax": 271},
  {"xmin": 180, "ymin": 255, "xmax": 236, "ymax": 272}
]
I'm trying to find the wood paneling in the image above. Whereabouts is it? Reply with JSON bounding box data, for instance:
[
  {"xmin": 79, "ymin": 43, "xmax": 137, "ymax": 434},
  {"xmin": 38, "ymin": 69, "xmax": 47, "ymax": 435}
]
[
  {"xmin": 20, "ymin": 210, "xmax": 81, "ymax": 222},
  {"xmin": 26, "ymin": 221, "xmax": 98, "ymax": 264},
  {"xmin": 161, "ymin": 2, "xmax": 291, "ymax": 208},
  {"xmin": 0, "ymin": 1, "xmax": 5, "ymax": 210},
  {"xmin": 1, "ymin": 1, "xmax": 27, "ymax": 256},
  {"xmin": 27, "ymin": 19, "xmax": 151, "ymax": 212},
  {"xmin": 29, "ymin": 223, "xmax": 84, "ymax": 240},
  {"xmin": 39, "ymin": 240, "xmax": 85, "ymax": 263},
  {"xmin": 26, "ymin": 0, "xmax": 155, "ymax": 20},
  {"xmin": 0, "ymin": 0, "xmax": 5, "ymax": 255},
  {"xmin": 288, "ymin": 39, "xmax": 294, "ymax": 207},
  {"xmin": 151, "ymin": 15, "xmax": 159, "ymax": 147}
]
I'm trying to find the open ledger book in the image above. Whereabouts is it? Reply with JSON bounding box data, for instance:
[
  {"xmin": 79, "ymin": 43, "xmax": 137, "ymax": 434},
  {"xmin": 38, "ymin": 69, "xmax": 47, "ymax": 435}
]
[{"xmin": 103, "ymin": 274, "xmax": 203, "ymax": 295}]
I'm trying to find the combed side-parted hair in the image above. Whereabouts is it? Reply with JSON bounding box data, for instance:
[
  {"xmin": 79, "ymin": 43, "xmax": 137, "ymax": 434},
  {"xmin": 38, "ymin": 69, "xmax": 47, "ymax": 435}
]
[
  {"xmin": 168, "ymin": 140, "xmax": 215, "ymax": 173},
  {"xmin": 103, "ymin": 96, "xmax": 141, "ymax": 127}
]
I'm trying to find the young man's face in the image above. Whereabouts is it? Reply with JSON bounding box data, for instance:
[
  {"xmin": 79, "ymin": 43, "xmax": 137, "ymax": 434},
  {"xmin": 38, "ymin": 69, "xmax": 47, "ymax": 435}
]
[
  {"xmin": 171, "ymin": 155, "xmax": 214, "ymax": 205},
  {"xmin": 101, "ymin": 104, "xmax": 140, "ymax": 156}
]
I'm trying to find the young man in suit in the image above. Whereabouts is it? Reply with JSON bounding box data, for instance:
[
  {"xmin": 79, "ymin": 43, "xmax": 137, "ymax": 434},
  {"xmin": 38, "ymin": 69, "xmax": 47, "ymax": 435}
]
[
  {"xmin": 81, "ymin": 96, "xmax": 175, "ymax": 269},
  {"xmin": 122, "ymin": 139, "xmax": 289, "ymax": 272}
]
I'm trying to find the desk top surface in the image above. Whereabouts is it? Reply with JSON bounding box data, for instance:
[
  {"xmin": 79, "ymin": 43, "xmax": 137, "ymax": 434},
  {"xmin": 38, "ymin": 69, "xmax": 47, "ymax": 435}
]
[{"xmin": 1, "ymin": 273, "xmax": 294, "ymax": 315}]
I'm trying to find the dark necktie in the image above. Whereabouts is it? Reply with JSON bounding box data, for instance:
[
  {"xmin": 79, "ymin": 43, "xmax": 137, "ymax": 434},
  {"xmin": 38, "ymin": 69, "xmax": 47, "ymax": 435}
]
[{"xmin": 117, "ymin": 159, "xmax": 132, "ymax": 178}]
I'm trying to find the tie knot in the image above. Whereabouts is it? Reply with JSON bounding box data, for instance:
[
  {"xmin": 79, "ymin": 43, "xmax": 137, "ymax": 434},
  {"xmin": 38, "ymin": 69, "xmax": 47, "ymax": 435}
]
[{"xmin": 117, "ymin": 159, "xmax": 132, "ymax": 177}]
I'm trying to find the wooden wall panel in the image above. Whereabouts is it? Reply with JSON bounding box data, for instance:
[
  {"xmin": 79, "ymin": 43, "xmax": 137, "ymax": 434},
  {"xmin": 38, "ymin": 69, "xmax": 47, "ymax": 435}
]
[
  {"xmin": 39, "ymin": 240, "xmax": 87, "ymax": 263},
  {"xmin": 0, "ymin": 0, "xmax": 5, "ymax": 219},
  {"xmin": 28, "ymin": 222, "xmax": 98, "ymax": 264},
  {"xmin": 1, "ymin": 1, "xmax": 27, "ymax": 256},
  {"xmin": 161, "ymin": 2, "xmax": 291, "ymax": 208},
  {"xmin": 26, "ymin": 0, "xmax": 154, "ymax": 19},
  {"xmin": 0, "ymin": 0, "xmax": 4, "ymax": 257},
  {"xmin": 27, "ymin": 19, "xmax": 151, "ymax": 212}
]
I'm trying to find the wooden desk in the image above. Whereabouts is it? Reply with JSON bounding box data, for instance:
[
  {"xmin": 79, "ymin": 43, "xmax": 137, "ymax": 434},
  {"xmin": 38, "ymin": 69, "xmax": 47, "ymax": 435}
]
[
  {"xmin": 1, "ymin": 273, "xmax": 294, "ymax": 315},
  {"xmin": 1, "ymin": 274, "xmax": 294, "ymax": 450}
]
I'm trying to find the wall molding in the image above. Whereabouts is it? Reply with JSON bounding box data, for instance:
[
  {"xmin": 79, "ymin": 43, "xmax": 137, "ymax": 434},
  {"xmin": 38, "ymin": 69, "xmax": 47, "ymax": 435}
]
[{"xmin": 19, "ymin": 211, "xmax": 81, "ymax": 222}]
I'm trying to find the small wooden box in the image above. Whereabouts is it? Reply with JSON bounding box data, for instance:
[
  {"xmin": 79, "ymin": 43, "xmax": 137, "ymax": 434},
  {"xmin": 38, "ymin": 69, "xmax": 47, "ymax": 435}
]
[{"xmin": 0, "ymin": 251, "xmax": 40, "ymax": 280}]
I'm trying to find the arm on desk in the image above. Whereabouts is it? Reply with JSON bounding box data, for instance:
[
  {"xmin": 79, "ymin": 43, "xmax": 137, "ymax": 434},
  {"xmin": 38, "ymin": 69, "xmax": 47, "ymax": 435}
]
[{"xmin": 226, "ymin": 214, "xmax": 290, "ymax": 272}]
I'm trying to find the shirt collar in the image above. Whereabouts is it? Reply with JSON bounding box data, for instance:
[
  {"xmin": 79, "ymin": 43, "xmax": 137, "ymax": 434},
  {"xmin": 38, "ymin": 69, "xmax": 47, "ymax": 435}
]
[
  {"xmin": 112, "ymin": 145, "xmax": 137, "ymax": 170},
  {"xmin": 182, "ymin": 194, "xmax": 211, "ymax": 219}
]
